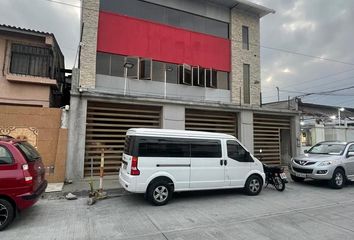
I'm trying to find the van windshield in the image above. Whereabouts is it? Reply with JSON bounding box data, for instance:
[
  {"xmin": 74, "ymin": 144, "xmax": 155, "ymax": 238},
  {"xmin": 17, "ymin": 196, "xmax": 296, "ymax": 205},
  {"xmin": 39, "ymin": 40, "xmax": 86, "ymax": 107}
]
[
  {"xmin": 15, "ymin": 142, "xmax": 41, "ymax": 162},
  {"xmin": 307, "ymin": 143, "xmax": 346, "ymax": 155}
]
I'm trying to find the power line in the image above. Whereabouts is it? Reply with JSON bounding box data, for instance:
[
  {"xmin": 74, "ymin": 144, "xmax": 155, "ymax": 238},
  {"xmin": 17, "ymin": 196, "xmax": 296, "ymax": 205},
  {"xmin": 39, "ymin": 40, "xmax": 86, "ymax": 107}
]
[
  {"xmin": 260, "ymin": 45, "xmax": 354, "ymax": 66},
  {"xmin": 266, "ymin": 69, "xmax": 354, "ymax": 90}
]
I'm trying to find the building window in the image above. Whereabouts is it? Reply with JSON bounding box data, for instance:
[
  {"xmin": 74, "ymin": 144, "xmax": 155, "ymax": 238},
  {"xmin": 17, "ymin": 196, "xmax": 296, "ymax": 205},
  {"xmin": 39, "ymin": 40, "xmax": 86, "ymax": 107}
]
[
  {"xmin": 165, "ymin": 63, "xmax": 178, "ymax": 84},
  {"xmin": 217, "ymin": 71, "xmax": 229, "ymax": 90},
  {"xmin": 111, "ymin": 54, "xmax": 125, "ymax": 77},
  {"xmin": 100, "ymin": 0, "xmax": 229, "ymax": 39},
  {"xmin": 126, "ymin": 57, "xmax": 138, "ymax": 79},
  {"xmin": 243, "ymin": 64, "xmax": 250, "ymax": 104},
  {"xmin": 179, "ymin": 64, "xmax": 192, "ymax": 85},
  {"xmin": 152, "ymin": 61, "xmax": 165, "ymax": 82},
  {"xmin": 242, "ymin": 26, "xmax": 249, "ymax": 50},
  {"xmin": 95, "ymin": 52, "xmax": 230, "ymax": 90},
  {"xmin": 139, "ymin": 58, "xmax": 152, "ymax": 80},
  {"xmin": 10, "ymin": 44, "xmax": 53, "ymax": 78}
]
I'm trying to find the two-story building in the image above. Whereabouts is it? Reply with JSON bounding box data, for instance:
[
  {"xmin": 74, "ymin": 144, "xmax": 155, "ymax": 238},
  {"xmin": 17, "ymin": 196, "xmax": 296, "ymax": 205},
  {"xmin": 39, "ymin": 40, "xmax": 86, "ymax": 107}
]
[
  {"xmin": 67, "ymin": 0, "xmax": 300, "ymax": 179},
  {"xmin": 0, "ymin": 24, "xmax": 65, "ymax": 107}
]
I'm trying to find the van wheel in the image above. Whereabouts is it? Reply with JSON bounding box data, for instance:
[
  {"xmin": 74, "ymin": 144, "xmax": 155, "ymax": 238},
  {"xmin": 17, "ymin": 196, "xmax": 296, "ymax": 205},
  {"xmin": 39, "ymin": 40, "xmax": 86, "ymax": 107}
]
[
  {"xmin": 0, "ymin": 199, "xmax": 14, "ymax": 231},
  {"xmin": 147, "ymin": 180, "xmax": 172, "ymax": 206},
  {"xmin": 329, "ymin": 168, "xmax": 345, "ymax": 189},
  {"xmin": 244, "ymin": 175, "xmax": 263, "ymax": 196}
]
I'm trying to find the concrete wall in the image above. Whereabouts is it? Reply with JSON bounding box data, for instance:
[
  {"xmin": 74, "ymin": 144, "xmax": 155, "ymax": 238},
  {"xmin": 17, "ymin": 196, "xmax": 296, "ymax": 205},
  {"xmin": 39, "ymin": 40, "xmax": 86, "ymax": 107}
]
[
  {"xmin": 0, "ymin": 106, "xmax": 67, "ymax": 183},
  {"xmin": 162, "ymin": 104, "xmax": 185, "ymax": 130},
  {"xmin": 96, "ymin": 74, "xmax": 231, "ymax": 103},
  {"xmin": 324, "ymin": 127, "xmax": 354, "ymax": 142},
  {"xmin": 0, "ymin": 35, "xmax": 53, "ymax": 107},
  {"xmin": 238, "ymin": 110, "xmax": 254, "ymax": 153},
  {"xmin": 66, "ymin": 95, "xmax": 88, "ymax": 180},
  {"xmin": 230, "ymin": 8, "xmax": 261, "ymax": 106}
]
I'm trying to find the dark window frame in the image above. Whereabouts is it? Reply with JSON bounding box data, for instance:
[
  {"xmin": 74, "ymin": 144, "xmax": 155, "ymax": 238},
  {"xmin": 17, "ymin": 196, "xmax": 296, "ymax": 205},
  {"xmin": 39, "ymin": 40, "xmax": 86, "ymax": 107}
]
[
  {"xmin": 243, "ymin": 64, "xmax": 250, "ymax": 104},
  {"xmin": 10, "ymin": 43, "xmax": 53, "ymax": 78},
  {"xmin": 242, "ymin": 26, "xmax": 249, "ymax": 50}
]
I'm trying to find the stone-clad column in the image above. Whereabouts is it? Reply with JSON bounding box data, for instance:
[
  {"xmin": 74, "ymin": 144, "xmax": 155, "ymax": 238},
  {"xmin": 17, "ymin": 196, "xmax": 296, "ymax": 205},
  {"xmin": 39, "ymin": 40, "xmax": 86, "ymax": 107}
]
[
  {"xmin": 230, "ymin": 8, "xmax": 261, "ymax": 106},
  {"xmin": 79, "ymin": 0, "xmax": 99, "ymax": 89}
]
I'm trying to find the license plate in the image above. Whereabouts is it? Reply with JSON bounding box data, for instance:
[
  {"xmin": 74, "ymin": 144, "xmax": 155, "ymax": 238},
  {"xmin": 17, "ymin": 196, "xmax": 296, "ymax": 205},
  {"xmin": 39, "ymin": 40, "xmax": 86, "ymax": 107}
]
[
  {"xmin": 122, "ymin": 163, "xmax": 127, "ymax": 170},
  {"xmin": 295, "ymin": 172, "xmax": 306, "ymax": 178},
  {"xmin": 280, "ymin": 173, "xmax": 287, "ymax": 179}
]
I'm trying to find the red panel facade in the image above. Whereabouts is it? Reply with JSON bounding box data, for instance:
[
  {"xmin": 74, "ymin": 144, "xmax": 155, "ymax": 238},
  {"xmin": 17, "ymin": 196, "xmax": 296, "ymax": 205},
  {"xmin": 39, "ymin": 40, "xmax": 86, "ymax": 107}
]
[{"xmin": 97, "ymin": 11, "xmax": 231, "ymax": 72}]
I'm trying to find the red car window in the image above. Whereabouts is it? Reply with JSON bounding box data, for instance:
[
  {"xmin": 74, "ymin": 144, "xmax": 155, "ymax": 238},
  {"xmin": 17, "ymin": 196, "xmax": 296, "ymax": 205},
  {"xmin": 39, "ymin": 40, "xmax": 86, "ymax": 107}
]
[
  {"xmin": 0, "ymin": 145, "xmax": 13, "ymax": 164},
  {"xmin": 15, "ymin": 142, "xmax": 40, "ymax": 162}
]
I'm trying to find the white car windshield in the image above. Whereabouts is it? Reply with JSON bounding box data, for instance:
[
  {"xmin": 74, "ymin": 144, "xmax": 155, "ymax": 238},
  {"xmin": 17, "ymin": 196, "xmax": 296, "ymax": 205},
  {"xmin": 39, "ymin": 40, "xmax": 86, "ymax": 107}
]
[{"xmin": 308, "ymin": 143, "xmax": 346, "ymax": 155}]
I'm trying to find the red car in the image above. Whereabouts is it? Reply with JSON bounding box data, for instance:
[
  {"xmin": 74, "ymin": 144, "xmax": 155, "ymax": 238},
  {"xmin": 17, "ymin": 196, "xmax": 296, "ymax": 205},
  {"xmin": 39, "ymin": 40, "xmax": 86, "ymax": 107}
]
[{"xmin": 0, "ymin": 136, "xmax": 47, "ymax": 231}]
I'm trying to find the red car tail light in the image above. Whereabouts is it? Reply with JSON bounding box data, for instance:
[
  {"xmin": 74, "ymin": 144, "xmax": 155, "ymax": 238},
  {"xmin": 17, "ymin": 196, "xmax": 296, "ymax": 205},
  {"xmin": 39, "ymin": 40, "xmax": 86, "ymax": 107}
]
[
  {"xmin": 22, "ymin": 164, "xmax": 33, "ymax": 184},
  {"xmin": 131, "ymin": 156, "xmax": 140, "ymax": 175}
]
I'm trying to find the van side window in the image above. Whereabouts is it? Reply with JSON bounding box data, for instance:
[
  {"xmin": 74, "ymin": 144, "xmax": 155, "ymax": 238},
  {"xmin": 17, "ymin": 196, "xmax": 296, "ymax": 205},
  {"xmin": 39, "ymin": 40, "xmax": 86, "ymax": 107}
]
[
  {"xmin": 139, "ymin": 138, "xmax": 190, "ymax": 157},
  {"xmin": 227, "ymin": 140, "xmax": 252, "ymax": 162},
  {"xmin": 0, "ymin": 146, "xmax": 13, "ymax": 165},
  {"xmin": 191, "ymin": 140, "xmax": 221, "ymax": 158}
]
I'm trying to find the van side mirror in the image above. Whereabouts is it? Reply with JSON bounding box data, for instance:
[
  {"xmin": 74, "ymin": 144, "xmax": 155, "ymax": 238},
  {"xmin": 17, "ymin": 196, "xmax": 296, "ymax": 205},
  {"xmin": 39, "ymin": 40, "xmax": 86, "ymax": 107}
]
[{"xmin": 304, "ymin": 149, "xmax": 308, "ymax": 153}]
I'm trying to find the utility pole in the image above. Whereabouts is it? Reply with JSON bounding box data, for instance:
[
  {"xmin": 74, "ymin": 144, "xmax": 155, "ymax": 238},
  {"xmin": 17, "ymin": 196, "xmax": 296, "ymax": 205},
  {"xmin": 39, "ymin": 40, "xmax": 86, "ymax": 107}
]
[{"xmin": 276, "ymin": 86, "xmax": 280, "ymax": 102}]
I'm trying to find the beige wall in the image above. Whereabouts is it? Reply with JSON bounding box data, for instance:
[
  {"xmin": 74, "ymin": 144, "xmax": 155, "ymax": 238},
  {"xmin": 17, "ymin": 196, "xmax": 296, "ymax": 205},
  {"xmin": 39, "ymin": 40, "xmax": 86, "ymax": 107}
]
[
  {"xmin": 230, "ymin": 8, "xmax": 261, "ymax": 106},
  {"xmin": 0, "ymin": 35, "xmax": 55, "ymax": 107},
  {"xmin": 0, "ymin": 106, "xmax": 67, "ymax": 183}
]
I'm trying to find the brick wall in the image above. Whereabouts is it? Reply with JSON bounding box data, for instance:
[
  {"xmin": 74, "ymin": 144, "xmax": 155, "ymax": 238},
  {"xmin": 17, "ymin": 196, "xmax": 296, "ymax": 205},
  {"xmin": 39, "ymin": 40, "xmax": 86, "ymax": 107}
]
[{"xmin": 0, "ymin": 106, "xmax": 67, "ymax": 183}]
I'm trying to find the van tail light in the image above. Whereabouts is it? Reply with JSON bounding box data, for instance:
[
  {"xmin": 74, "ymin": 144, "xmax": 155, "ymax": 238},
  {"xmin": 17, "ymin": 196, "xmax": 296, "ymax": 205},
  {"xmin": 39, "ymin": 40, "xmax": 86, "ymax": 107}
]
[
  {"xmin": 131, "ymin": 156, "xmax": 140, "ymax": 176},
  {"xmin": 22, "ymin": 164, "xmax": 33, "ymax": 184}
]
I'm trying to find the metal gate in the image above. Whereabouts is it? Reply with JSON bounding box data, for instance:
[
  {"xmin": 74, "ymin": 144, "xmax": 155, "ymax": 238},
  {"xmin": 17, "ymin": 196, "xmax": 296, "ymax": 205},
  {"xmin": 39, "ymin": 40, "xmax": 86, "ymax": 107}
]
[
  {"xmin": 185, "ymin": 109, "xmax": 237, "ymax": 136},
  {"xmin": 84, "ymin": 102, "xmax": 161, "ymax": 176},
  {"xmin": 253, "ymin": 114, "xmax": 290, "ymax": 165}
]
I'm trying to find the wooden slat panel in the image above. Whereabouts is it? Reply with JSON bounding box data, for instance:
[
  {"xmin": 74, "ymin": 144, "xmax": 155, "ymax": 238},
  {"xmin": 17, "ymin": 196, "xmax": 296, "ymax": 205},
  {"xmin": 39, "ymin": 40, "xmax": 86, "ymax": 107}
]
[
  {"xmin": 253, "ymin": 114, "xmax": 290, "ymax": 165},
  {"xmin": 185, "ymin": 109, "xmax": 237, "ymax": 136},
  {"xmin": 84, "ymin": 102, "xmax": 161, "ymax": 177}
]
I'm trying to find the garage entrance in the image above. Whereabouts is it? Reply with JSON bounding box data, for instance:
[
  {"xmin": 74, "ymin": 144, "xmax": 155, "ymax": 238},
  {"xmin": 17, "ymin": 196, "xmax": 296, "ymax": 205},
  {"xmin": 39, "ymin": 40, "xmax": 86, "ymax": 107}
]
[
  {"xmin": 84, "ymin": 102, "xmax": 161, "ymax": 176},
  {"xmin": 253, "ymin": 114, "xmax": 291, "ymax": 165},
  {"xmin": 185, "ymin": 109, "xmax": 237, "ymax": 136}
]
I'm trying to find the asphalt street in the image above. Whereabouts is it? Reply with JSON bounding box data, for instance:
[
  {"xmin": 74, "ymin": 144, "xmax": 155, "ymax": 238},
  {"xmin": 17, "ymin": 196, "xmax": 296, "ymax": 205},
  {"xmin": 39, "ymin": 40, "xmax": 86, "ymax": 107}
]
[{"xmin": 3, "ymin": 181, "xmax": 354, "ymax": 240}]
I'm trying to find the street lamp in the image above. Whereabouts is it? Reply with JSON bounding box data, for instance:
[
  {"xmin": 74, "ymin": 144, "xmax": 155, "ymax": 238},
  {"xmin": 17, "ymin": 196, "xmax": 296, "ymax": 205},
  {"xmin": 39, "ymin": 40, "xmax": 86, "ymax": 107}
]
[
  {"xmin": 338, "ymin": 107, "xmax": 345, "ymax": 126},
  {"xmin": 123, "ymin": 62, "xmax": 134, "ymax": 96}
]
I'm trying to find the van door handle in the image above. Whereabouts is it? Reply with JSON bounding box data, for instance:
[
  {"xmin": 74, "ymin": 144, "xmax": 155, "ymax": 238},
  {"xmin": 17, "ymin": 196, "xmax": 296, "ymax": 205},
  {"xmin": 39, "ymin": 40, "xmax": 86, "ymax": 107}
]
[
  {"xmin": 224, "ymin": 160, "xmax": 227, "ymax": 166},
  {"xmin": 220, "ymin": 160, "xmax": 223, "ymax": 166}
]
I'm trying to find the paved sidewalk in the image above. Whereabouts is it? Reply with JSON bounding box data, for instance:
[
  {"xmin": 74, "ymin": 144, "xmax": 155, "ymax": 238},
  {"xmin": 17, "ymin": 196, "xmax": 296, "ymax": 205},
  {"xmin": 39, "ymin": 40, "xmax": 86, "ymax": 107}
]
[{"xmin": 3, "ymin": 181, "xmax": 354, "ymax": 240}]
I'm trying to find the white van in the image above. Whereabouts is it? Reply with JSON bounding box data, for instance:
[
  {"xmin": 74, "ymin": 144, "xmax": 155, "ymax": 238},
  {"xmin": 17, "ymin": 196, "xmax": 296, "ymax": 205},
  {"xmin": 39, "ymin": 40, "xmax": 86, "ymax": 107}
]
[{"xmin": 119, "ymin": 128, "xmax": 265, "ymax": 205}]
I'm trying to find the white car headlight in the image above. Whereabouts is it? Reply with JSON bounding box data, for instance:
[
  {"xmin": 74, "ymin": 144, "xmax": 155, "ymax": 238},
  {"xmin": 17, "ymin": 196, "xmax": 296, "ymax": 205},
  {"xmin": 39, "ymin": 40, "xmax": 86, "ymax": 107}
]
[{"xmin": 318, "ymin": 161, "xmax": 333, "ymax": 166}]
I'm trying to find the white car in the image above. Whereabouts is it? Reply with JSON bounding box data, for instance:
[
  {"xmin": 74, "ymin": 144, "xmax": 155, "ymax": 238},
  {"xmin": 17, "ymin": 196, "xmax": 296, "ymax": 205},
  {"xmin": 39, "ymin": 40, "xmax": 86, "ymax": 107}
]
[
  {"xmin": 289, "ymin": 141, "xmax": 354, "ymax": 189},
  {"xmin": 119, "ymin": 128, "xmax": 265, "ymax": 205}
]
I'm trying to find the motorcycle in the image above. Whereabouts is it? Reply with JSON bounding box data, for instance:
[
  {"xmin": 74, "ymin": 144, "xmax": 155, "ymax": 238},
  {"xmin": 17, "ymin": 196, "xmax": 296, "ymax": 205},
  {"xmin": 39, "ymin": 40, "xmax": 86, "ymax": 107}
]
[
  {"xmin": 263, "ymin": 164, "xmax": 288, "ymax": 191},
  {"xmin": 259, "ymin": 149, "xmax": 288, "ymax": 192}
]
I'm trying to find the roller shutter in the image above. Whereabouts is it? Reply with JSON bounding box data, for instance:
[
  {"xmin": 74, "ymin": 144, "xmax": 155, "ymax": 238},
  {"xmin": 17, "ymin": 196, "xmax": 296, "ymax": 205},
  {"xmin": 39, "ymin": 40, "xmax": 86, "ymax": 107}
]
[
  {"xmin": 253, "ymin": 114, "xmax": 290, "ymax": 165},
  {"xmin": 84, "ymin": 102, "xmax": 161, "ymax": 177},
  {"xmin": 185, "ymin": 109, "xmax": 237, "ymax": 136}
]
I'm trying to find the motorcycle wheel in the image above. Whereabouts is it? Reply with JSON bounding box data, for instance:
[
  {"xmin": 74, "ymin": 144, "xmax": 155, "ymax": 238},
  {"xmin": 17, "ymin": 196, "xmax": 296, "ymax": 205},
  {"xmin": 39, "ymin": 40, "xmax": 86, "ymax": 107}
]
[{"xmin": 274, "ymin": 176, "xmax": 285, "ymax": 192}]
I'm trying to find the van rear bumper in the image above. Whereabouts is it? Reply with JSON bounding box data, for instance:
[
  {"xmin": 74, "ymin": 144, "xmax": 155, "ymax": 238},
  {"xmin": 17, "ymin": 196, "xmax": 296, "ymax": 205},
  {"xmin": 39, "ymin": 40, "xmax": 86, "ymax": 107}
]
[{"xmin": 119, "ymin": 170, "xmax": 140, "ymax": 193}]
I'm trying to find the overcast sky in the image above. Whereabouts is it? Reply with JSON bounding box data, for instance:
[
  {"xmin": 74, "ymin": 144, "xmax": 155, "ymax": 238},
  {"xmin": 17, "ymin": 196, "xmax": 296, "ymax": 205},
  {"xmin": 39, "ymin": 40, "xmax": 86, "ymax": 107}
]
[{"xmin": 1, "ymin": 0, "xmax": 354, "ymax": 108}]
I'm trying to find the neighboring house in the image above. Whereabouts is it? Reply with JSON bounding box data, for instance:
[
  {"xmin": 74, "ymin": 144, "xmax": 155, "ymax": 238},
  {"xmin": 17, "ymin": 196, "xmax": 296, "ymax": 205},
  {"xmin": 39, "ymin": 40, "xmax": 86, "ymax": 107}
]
[
  {"xmin": 0, "ymin": 24, "xmax": 65, "ymax": 107},
  {"xmin": 67, "ymin": 0, "xmax": 300, "ymax": 179},
  {"xmin": 265, "ymin": 99, "xmax": 354, "ymax": 152}
]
